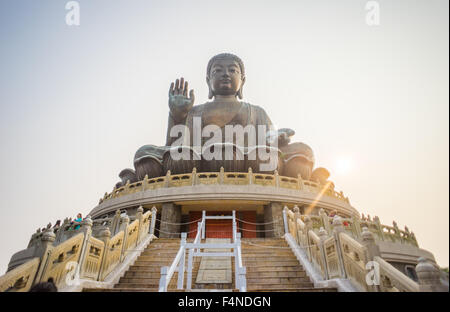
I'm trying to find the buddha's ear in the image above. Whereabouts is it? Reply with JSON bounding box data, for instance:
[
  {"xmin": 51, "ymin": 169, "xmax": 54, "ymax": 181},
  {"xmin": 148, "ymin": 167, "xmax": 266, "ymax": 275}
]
[
  {"xmin": 206, "ymin": 76, "xmax": 214, "ymax": 99},
  {"xmin": 237, "ymin": 76, "xmax": 246, "ymax": 99}
]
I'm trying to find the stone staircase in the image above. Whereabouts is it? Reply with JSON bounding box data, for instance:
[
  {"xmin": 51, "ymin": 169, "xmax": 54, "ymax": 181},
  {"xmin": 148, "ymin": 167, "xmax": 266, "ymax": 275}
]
[
  {"xmin": 83, "ymin": 237, "xmax": 336, "ymax": 292},
  {"xmin": 84, "ymin": 238, "xmax": 202, "ymax": 292},
  {"xmin": 241, "ymin": 238, "xmax": 336, "ymax": 292}
]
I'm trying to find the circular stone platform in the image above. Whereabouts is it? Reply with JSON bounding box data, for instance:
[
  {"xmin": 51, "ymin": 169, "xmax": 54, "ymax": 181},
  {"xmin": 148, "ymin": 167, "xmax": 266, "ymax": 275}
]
[{"xmin": 89, "ymin": 171, "xmax": 358, "ymax": 219}]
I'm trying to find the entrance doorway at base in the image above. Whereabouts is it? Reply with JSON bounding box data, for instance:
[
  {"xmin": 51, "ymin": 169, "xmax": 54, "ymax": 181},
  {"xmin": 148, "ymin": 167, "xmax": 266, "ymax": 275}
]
[{"xmin": 188, "ymin": 211, "xmax": 257, "ymax": 239}]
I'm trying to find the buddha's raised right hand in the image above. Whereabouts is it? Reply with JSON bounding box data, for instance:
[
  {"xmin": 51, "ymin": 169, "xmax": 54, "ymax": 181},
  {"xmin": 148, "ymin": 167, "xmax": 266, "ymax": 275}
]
[{"xmin": 168, "ymin": 77, "xmax": 195, "ymax": 120}]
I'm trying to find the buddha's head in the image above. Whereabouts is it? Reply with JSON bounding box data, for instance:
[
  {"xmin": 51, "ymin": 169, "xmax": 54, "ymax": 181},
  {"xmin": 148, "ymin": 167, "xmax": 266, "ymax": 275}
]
[{"xmin": 206, "ymin": 53, "xmax": 245, "ymax": 99}]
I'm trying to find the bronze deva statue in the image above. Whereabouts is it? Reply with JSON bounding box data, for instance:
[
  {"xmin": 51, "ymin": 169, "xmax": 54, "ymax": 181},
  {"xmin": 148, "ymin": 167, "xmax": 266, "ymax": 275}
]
[
  {"xmin": 115, "ymin": 168, "xmax": 138, "ymax": 188},
  {"xmin": 125, "ymin": 53, "xmax": 316, "ymax": 182},
  {"xmin": 310, "ymin": 167, "xmax": 335, "ymax": 192},
  {"xmin": 134, "ymin": 145, "xmax": 166, "ymax": 180},
  {"xmin": 281, "ymin": 142, "xmax": 315, "ymax": 179},
  {"xmin": 311, "ymin": 167, "xmax": 330, "ymax": 185}
]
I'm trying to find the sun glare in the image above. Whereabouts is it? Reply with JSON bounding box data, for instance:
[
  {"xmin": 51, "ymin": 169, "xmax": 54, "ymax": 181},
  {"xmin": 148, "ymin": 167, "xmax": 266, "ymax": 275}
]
[{"xmin": 335, "ymin": 156, "xmax": 353, "ymax": 175}]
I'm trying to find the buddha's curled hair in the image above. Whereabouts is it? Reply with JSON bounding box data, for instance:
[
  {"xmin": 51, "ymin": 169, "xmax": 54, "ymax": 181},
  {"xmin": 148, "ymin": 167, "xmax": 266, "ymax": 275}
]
[{"xmin": 206, "ymin": 53, "xmax": 245, "ymax": 78}]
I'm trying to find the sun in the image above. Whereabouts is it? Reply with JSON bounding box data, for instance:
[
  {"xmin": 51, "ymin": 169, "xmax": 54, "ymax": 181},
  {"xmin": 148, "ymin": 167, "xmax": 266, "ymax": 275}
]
[{"xmin": 335, "ymin": 156, "xmax": 354, "ymax": 175}]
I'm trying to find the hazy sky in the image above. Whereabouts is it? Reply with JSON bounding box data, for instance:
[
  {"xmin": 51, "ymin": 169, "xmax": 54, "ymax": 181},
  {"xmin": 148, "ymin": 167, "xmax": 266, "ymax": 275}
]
[{"xmin": 0, "ymin": 0, "xmax": 448, "ymax": 273}]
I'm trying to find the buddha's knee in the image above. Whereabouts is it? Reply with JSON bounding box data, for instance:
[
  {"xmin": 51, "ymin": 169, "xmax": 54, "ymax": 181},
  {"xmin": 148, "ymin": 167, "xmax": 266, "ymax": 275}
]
[
  {"xmin": 163, "ymin": 146, "xmax": 201, "ymax": 174},
  {"xmin": 246, "ymin": 145, "xmax": 282, "ymax": 174},
  {"xmin": 201, "ymin": 143, "xmax": 245, "ymax": 172}
]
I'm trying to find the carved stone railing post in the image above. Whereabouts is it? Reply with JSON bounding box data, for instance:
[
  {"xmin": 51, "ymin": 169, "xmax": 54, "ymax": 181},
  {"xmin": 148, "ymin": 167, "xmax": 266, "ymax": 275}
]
[
  {"xmin": 75, "ymin": 216, "xmax": 93, "ymax": 281},
  {"xmin": 119, "ymin": 214, "xmax": 130, "ymax": 262},
  {"xmin": 125, "ymin": 180, "xmax": 131, "ymax": 195},
  {"xmin": 373, "ymin": 216, "xmax": 384, "ymax": 241},
  {"xmin": 111, "ymin": 210, "xmax": 121, "ymax": 236},
  {"xmin": 149, "ymin": 206, "xmax": 157, "ymax": 236},
  {"xmin": 304, "ymin": 216, "xmax": 313, "ymax": 261},
  {"xmin": 118, "ymin": 213, "xmax": 130, "ymax": 234},
  {"xmin": 282, "ymin": 206, "xmax": 289, "ymax": 235},
  {"xmin": 319, "ymin": 208, "xmax": 331, "ymax": 234},
  {"xmin": 56, "ymin": 219, "xmax": 70, "ymax": 243},
  {"xmin": 318, "ymin": 227, "xmax": 329, "ymax": 280},
  {"xmin": 97, "ymin": 227, "xmax": 111, "ymax": 281},
  {"xmin": 136, "ymin": 206, "xmax": 144, "ymax": 243},
  {"xmin": 332, "ymin": 216, "xmax": 347, "ymax": 278},
  {"xmin": 164, "ymin": 170, "xmax": 171, "ymax": 188},
  {"xmin": 416, "ymin": 258, "xmax": 448, "ymax": 292},
  {"xmin": 219, "ymin": 167, "xmax": 224, "ymax": 184},
  {"xmin": 361, "ymin": 227, "xmax": 381, "ymax": 260},
  {"xmin": 293, "ymin": 206, "xmax": 301, "ymax": 243},
  {"xmin": 361, "ymin": 227, "xmax": 381, "ymax": 292},
  {"xmin": 297, "ymin": 174, "xmax": 303, "ymax": 190},
  {"xmin": 248, "ymin": 167, "xmax": 253, "ymax": 185},
  {"xmin": 142, "ymin": 174, "xmax": 148, "ymax": 191},
  {"xmin": 392, "ymin": 221, "xmax": 402, "ymax": 243},
  {"xmin": 33, "ymin": 229, "xmax": 56, "ymax": 284},
  {"xmin": 351, "ymin": 215, "xmax": 362, "ymax": 238},
  {"xmin": 274, "ymin": 170, "xmax": 280, "ymax": 187},
  {"xmin": 192, "ymin": 167, "xmax": 198, "ymax": 185}
]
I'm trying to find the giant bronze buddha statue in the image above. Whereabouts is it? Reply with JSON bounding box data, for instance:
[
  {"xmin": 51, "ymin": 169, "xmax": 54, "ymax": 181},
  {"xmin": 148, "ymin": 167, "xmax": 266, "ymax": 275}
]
[{"xmin": 114, "ymin": 53, "xmax": 316, "ymax": 187}]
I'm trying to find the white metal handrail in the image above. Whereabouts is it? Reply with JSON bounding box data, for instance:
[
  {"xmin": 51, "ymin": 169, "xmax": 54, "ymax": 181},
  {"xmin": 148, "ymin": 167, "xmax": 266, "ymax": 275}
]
[
  {"xmin": 158, "ymin": 232, "xmax": 186, "ymax": 292},
  {"xmin": 158, "ymin": 210, "xmax": 247, "ymax": 292}
]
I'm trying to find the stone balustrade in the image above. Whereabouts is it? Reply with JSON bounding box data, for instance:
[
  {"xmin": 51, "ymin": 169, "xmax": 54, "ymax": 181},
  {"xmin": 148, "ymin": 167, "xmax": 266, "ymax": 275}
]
[
  {"xmin": 0, "ymin": 207, "xmax": 157, "ymax": 292},
  {"xmin": 284, "ymin": 206, "xmax": 447, "ymax": 292},
  {"xmin": 99, "ymin": 167, "xmax": 350, "ymax": 205},
  {"xmin": 0, "ymin": 258, "xmax": 40, "ymax": 292},
  {"xmin": 293, "ymin": 208, "xmax": 419, "ymax": 247}
]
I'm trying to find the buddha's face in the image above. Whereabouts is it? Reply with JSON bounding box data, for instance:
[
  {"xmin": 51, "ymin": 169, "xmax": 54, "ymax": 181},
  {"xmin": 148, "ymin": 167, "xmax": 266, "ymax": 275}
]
[{"xmin": 207, "ymin": 58, "xmax": 244, "ymax": 97}]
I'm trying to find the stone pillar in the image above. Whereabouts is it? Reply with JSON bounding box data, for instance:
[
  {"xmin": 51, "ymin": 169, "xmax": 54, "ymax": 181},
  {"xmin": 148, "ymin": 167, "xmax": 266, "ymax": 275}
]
[
  {"xmin": 160, "ymin": 203, "xmax": 181, "ymax": 238},
  {"xmin": 264, "ymin": 202, "xmax": 284, "ymax": 238},
  {"xmin": 256, "ymin": 212, "xmax": 265, "ymax": 238}
]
